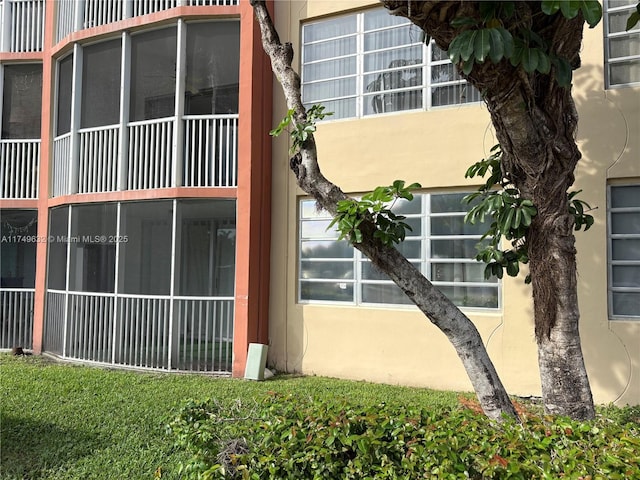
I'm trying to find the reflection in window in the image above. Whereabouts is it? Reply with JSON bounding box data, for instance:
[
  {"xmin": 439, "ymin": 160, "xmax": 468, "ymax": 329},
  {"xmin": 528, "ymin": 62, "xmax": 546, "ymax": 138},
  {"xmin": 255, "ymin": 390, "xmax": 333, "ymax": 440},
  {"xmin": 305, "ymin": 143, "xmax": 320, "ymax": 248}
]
[
  {"xmin": 1, "ymin": 64, "xmax": 42, "ymax": 139},
  {"xmin": 1, "ymin": 210, "xmax": 37, "ymax": 288},
  {"xmin": 299, "ymin": 193, "xmax": 498, "ymax": 308},
  {"xmin": 604, "ymin": 0, "xmax": 640, "ymax": 87},
  {"xmin": 68, "ymin": 204, "xmax": 117, "ymax": 293},
  {"xmin": 608, "ymin": 184, "xmax": 640, "ymax": 318},
  {"xmin": 301, "ymin": 8, "xmax": 481, "ymax": 120},
  {"xmin": 130, "ymin": 27, "xmax": 177, "ymax": 121},
  {"xmin": 185, "ymin": 22, "xmax": 240, "ymax": 115}
]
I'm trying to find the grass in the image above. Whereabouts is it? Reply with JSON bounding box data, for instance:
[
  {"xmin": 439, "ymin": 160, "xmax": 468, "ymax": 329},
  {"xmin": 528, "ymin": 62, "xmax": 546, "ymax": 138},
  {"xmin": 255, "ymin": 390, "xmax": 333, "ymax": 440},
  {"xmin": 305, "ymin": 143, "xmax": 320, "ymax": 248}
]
[{"xmin": 0, "ymin": 353, "xmax": 459, "ymax": 479}]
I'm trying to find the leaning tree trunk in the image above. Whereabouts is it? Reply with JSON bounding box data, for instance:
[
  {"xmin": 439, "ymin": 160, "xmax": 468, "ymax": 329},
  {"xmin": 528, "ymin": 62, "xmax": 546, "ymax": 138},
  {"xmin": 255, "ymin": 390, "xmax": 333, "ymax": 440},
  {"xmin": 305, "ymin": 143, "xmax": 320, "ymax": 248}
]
[
  {"xmin": 251, "ymin": 0, "xmax": 518, "ymax": 422},
  {"xmin": 382, "ymin": 1, "xmax": 595, "ymax": 419}
]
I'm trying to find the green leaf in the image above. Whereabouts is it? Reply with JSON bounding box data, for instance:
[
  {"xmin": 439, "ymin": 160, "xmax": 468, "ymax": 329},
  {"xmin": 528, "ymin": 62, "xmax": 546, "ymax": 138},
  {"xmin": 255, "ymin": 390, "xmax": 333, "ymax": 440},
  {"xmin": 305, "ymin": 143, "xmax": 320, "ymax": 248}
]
[
  {"xmin": 541, "ymin": 0, "xmax": 562, "ymax": 15},
  {"xmin": 560, "ymin": 1, "xmax": 581, "ymax": 19},
  {"xmin": 487, "ymin": 28, "xmax": 505, "ymax": 63},
  {"xmin": 460, "ymin": 30, "xmax": 478, "ymax": 62},
  {"xmin": 536, "ymin": 51, "xmax": 551, "ymax": 74},
  {"xmin": 580, "ymin": 1, "xmax": 602, "ymax": 28},
  {"xmin": 521, "ymin": 47, "xmax": 539, "ymax": 73},
  {"xmin": 474, "ymin": 29, "xmax": 491, "ymax": 62},
  {"xmin": 497, "ymin": 28, "xmax": 514, "ymax": 59},
  {"xmin": 551, "ymin": 56, "xmax": 573, "ymax": 87},
  {"xmin": 627, "ymin": 11, "xmax": 640, "ymax": 31},
  {"xmin": 462, "ymin": 58, "xmax": 475, "ymax": 75}
]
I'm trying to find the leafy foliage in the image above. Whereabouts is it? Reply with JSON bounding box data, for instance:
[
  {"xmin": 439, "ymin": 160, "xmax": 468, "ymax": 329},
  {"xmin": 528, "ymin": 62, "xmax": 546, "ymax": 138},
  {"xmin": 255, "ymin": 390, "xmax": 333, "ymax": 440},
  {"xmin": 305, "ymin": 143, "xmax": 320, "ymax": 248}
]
[
  {"xmin": 447, "ymin": 1, "xmax": 603, "ymax": 86},
  {"xmin": 269, "ymin": 104, "xmax": 332, "ymax": 153},
  {"xmin": 464, "ymin": 145, "xmax": 594, "ymax": 282},
  {"xmin": 328, "ymin": 180, "xmax": 421, "ymax": 246},
  {"xmin": 167, "ymin": 393, "xmax": 640, "ymax": 479}
]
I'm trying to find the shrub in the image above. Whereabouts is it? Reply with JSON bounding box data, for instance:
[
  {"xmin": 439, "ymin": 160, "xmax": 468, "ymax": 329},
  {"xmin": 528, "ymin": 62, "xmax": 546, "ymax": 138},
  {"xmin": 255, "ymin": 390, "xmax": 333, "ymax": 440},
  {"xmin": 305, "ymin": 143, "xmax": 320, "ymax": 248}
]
[{"xmin": 167, "ymin": 393, "xmax": 640, "ymax": 479}]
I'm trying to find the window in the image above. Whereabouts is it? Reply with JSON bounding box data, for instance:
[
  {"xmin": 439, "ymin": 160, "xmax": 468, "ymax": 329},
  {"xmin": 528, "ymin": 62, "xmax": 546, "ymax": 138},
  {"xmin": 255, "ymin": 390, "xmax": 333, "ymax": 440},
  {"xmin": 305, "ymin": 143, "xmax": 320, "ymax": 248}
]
[
  {"xmin": 56, "ymin": 55, "xmax": 73, "ymax": 136},
  {"xmin": 299, "ymin": 193, "xmax": 499, "ymax": 309},
  {"xmin": 608, "ymin": 184, "xmax": 640, "ymax": 319},
  {"xmin": 81, "ymin": 39, "xmax": 122, "ymax": 128},
  {"xmin": 130, "ymin": 27, "xmax": 177, "ymax": 121},
  {"xmin": 1, "ymin": 64, "xmax": 42, "ymax": 139},
  {"xmin": 301, "ymin": 8, "xmax": 481, "ymax": 120},
  {"xmin": 604, "ymin": 0, "xmax": 640, "ymax": 87},
  {"xmin": 0, "ymin": 209, "xmax": 37, "ymax": 288}
]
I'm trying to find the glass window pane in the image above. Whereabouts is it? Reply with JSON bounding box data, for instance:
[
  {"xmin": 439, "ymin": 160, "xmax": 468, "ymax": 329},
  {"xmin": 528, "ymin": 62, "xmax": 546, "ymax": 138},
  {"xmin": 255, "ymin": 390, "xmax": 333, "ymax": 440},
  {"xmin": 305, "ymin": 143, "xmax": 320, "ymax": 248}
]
[
  {"xmin": 2, "ymin": 64, "xmax": 42, "ymax": 139},
  {"xmin": 364, "ymin": 89, "xmax": 422, "ymax": 115},
  {"xmin": 119, "ymin": 201, "xmax": 173, "ymax": 295},
  {"xmin": 431, "ymin": 215, "xmax": 487, "ymax": 236},
  {"xmin": 303, "ymin": 17, "xmax": 356, "ymax": 43},
  {"xmin": 432, "ymin": 84, "xmax": 482, "ymax": 106},
  {"xmin": 612, "ymin": 238, "xmax": 640, "ymax": 260},
  {"xmin": 364, "ymin": 28, "xmax": 416, "ymax": 51},
  {"xmin": 1, "ymin": 210, "xmax": 37, "ymax": 288},
  {"xmin": 431, "ymin": 239, "xmax": 485, "ymax": 259},
  {"xmin": 301, "ymin": 240, "xmax": 353, "ymax": 259},
  {"xmin": 612, "ymin": 292, "xmax": 640, "ymax": 317},
  {"xmin": 431, "ymin": 193, "xmax": 468, "ymax": 213},
  {"xmin": 612, "ymin": 265, "xmax": 640, "ymax": 288},
  {"xmin": 47, "ymin": 206, "xmax": 69, "ymax": 290},
  {"xmin": 392, "ymin": 196, "xmax": 422, "ymax": 215},
  {"xmin": 396, "ymin": 239, "xmax": 421, "ymax": 258},
  {"xmin": 81, "ymin": 39, "xmax": 121, "ymax": 128},
  {"xmin": 304, "ymin": 57, "xmax": 357, "ymax": 82},
  {"xmin": 303, "ymin": 38, "xmax": 356, "ymax": 63},
  {"xmin": 609, "ymin": 59, "xmax": 640, "ymax": 85},
  {"xmin": 300, "ymin": 280, "xmax": 353, "ymax": 302},
  {"xmin": 608, "ymin": 9, "xmax": 638, "ymax": 33},
  {"xmin": 305, "ymin": 98, "xmax": 356, "ymax": 120},
  {"xmin": 300, "ymin": 219, "xmax": 339, "ymax": 239},
  {"xmin": 302, "ymin": 77, "xmax": 356, "ymax": 103},
  {"xmin": 300, "ymin": 260, "xmax": 353, "ymax": 280},
  {"xmin": 611, "ymin": 212, "xmax": 640, "ymax": 234},
  {"xmin": 364, "ymin": 8, "xmax": 410, "ymax": 30},
  {"xmin": 364, "ymin": 46, "xmax": 423, "ymax": 73},
  {"xmin": 178, "ymin": 199, "xmax": 236, "ymax": 296},
  {"xmin": 431, "ymin": 262, "xmax": 493, "ymax": 283},
  {"xmin": 362, "ymin": 282, "xmax": 413, "ymax": 305},
  {"xmin": 609, "ymin": 33, "xmax": 640, "ymax": 58},
  {"xmin": 301, "ymin": 200, "xmax": 330, "ymax": 219},
  {"xmin": 431, "ymin": 63, "xmax": 463, "ymax": 83},
  {"xmin": 130, "ymin": 27, "xmax": 177, "ymax": 121},
  {"xmin": 56, "ymin": 55, "xmax": 73, "ymax": 136},
  {"xmin": 68, "ymin": 204, "xmax": 117, "ymax": 293},
  {"xmin": 185, "ymin": 22, "xmax": 240, "ymax": 115},
  {"xmin": 438, "ymin": 285, "xmax": 499, "ymax": 308},
  {"xmin": 611, "ymin": 185, "xmax": 640, "ymax": 207}
]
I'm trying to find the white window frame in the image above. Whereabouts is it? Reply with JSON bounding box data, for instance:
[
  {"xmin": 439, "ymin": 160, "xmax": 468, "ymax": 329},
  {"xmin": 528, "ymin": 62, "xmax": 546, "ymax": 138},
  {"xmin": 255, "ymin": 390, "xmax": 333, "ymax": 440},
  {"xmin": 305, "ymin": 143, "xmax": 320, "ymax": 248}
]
[
  {"xmin": 607, "ymin": 183, "xmax": 640, "ymax": 320},
  {"xmin": 603, "ymin": 0, "xmax": 640, "ymax": 88},
  {"xmin": 300, "ymin": 7, "xmax": 481, "ymax": 121},
  {"xmin": 298, "ymin": 193, "xmax": 501, "ymax": 311}
]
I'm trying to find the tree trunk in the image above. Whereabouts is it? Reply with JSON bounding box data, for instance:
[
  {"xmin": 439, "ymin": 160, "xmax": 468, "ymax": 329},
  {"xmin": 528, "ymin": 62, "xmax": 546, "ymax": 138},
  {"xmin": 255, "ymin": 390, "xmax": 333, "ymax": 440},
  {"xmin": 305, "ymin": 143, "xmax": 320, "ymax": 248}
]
[
  {"xmin": 381, "ymin": 1, "xmax": 595, "ymax": 419},
  {"xmin": 251, "ymin": 0, "xmax": 518, "ymax": 422}
]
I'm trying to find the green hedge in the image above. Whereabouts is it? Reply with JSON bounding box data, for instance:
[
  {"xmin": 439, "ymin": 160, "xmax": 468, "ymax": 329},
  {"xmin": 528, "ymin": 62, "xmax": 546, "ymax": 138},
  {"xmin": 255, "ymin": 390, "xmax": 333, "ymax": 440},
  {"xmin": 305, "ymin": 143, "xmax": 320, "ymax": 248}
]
[{"xmin": 167, "ymin": 393, "xmax": 639, "ymax": 479}]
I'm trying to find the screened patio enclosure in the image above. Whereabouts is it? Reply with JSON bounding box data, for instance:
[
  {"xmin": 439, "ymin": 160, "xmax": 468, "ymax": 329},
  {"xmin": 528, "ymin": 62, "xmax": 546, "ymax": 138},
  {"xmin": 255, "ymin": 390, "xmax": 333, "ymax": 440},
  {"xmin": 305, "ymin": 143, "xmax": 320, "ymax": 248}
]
[{"xmin": 44, "ymin": 199, "xmax": 236, "ymax": 373}]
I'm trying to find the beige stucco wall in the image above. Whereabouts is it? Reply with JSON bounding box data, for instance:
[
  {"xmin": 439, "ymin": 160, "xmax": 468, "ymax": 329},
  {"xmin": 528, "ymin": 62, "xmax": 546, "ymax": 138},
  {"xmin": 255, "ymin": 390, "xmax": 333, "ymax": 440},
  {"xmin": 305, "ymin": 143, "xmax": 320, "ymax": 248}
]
[{"xmin": 268, "ymin": 1, "xmax": 640, "ymax": 406}]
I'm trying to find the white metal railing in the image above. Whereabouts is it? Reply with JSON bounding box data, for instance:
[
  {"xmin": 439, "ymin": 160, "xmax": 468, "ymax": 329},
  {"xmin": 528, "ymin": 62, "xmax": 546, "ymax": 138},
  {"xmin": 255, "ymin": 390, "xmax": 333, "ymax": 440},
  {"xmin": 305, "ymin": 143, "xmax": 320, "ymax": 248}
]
[
  {"xmin": 0, "ymin": 289, "xmax": 34, "ymax": 349},
  {"xmin": 174, "ymin": 297, "xmax": 233, "ymax": 372},
  {"xmin": 183, "ymin": 115, "xmax": 238, "ymax": 187},
  {"xmin": 55, "ymin": 0, "xmax": 239, "ymax": 44},
  {"xmin": 0, "ymin": 139, "xmax": 40, "ymax": 199},
  {"xmin": 44, "ymin": 291, "xmax": 65, "ymax": 355},
  {"xmin": 78, "ymin": 125, "xmax": 120, "ymax": 193},
  {"xmin": 1, "ymin": 0, "xmax": 44, "ymax": 52},
  {"xmin": 43, "ymin": 291, "xmax": 233, "ymax": 372},
  {"xmin": 52, "ymin": 133, "xmax": 71, "ymax": 196},
  {"xmin": 127, "ymin": 118, "xmax": 174, "ymax": 190}
]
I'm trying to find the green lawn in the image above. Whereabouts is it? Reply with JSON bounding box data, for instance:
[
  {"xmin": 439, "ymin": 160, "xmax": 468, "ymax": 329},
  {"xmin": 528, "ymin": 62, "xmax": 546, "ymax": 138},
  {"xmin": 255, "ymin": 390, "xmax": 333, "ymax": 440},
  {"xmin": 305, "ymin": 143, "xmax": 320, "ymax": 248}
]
[{"xmin": 0, "ymin": 353, "xmax": 459, "ymax": 479}]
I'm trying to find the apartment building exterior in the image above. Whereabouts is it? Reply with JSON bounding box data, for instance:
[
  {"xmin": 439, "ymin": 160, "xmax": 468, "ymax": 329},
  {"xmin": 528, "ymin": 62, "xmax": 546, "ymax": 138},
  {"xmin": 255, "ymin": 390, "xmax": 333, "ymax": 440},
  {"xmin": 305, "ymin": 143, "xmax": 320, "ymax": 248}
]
[{"xmin": 1, "ymin": 0, "xmax": 638, "ymax": 405}]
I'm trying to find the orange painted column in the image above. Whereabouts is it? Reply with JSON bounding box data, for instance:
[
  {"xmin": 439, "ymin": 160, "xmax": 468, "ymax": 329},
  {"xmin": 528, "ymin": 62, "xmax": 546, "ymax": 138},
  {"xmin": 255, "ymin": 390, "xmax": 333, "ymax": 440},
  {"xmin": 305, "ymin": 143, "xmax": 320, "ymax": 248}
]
[
  {"xmin": 233, "ymin": 0, "xmax": 273, "ymax": 377},
  {"xmin": 31, "ymin": 0, "xmax": 56, "ymax": 354}
]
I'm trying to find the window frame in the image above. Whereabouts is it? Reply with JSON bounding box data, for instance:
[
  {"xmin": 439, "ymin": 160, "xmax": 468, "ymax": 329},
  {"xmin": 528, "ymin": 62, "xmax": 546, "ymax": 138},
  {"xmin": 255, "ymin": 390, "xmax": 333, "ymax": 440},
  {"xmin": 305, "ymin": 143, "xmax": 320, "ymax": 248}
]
[
  {"xmin": 603, "ymin": 0, "xmax": 640, "ymax": 89},
  {"xmin": 300, "ymin": 7, "xmax": 481, "ymax": 121},
  {"xmin": 298, "ymin": 193, "xmax": 501, "ymax": 311},
  {"xmin": 607, "ymin": 183, "xmax": 640, "ymax": 320}
]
